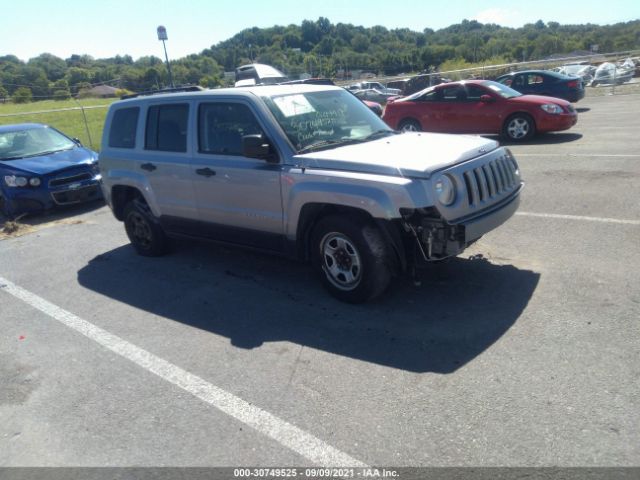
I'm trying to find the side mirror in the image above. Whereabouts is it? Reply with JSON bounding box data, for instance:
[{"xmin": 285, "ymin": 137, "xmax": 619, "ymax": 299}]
[
  {"xmin": 480, "ymin": 95, "xmax": 495, "ymax": 103},
  {"xmin": 73, "ymin": 137, "xmax": 83, "ymax": 146},
  {"xmin": 242, "ymin": 134, "xmax": 277, "ymax": 162}
]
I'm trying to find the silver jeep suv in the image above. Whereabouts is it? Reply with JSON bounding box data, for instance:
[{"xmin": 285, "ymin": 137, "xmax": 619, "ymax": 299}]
[{"xmin": 99, "ymin": 84, "xmax": 523, "ymax": 303}]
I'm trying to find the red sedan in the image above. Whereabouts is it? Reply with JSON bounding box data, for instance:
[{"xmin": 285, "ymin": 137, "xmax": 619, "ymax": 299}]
[{"xmin": 382, "ymin": 80, "xmax": 578, "ymax": 141}]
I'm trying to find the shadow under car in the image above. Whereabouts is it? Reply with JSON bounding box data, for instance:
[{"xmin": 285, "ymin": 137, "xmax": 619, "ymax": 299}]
[{"xmin": 77, "ymin": 241, "xmax": 540, "ymax": 374}]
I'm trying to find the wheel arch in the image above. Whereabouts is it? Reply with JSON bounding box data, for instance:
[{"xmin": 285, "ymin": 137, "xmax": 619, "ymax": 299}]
[
  {"xmin": 296, "ymin": 203, "xmax": 406, "ymax": 273},
  {"xmin": 111, "ymin": 185, "xmax": 147, "ymax": 221}
]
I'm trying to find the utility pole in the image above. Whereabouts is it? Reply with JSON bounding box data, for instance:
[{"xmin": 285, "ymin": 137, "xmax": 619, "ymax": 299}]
[{"xmin": 157, "ymin": 25, "xmax": 174, "ymax": 88}]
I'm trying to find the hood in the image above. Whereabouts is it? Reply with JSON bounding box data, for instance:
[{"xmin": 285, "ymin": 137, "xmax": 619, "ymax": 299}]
[
  {"xmin": 511, "ymin": 94, "xmax": 571, "ymax": 107},
  {"xmin": 0, "ymin": 146, "xmax": 97, "ymax": 175},
  {"xmin": 294, "ymin": 133, "xmax": 499, "ymax": 179}
]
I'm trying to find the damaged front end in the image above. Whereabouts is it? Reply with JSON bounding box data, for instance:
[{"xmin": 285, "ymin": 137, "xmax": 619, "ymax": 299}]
[{"xmin": 400, "ymin": 207, "xmax": 469, "ymax": 265}]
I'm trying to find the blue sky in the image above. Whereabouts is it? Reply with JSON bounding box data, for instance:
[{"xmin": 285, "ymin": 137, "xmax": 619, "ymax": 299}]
[{"xmin": 2, "ymin": 0, "xmax": 638, "ymax": 61}]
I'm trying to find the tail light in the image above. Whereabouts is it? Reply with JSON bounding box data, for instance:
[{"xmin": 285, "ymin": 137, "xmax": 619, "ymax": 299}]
[{"xmin": 567, "ymin": 80, "xmax": 578, "ymax": 88}]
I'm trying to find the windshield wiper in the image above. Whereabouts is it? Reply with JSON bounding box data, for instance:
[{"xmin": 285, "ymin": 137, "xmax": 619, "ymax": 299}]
[
  {"xmin": 297, "ymin": 130, "xmax": 398, "ymax": 154},
  {"xmin": 297, "ymin": 139, "xmax": 348, "ymax": 154},
  {"xmin": 1, "ymin": 148, "xmax": 72, "ymax": 161},
  {"xmin": 363, "ymin": 129, "xmax": 398, "ymax": 140}
]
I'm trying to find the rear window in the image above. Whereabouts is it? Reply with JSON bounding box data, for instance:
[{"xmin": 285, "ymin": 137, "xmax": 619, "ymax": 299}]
[
  {"xmin": 145, "ymin": 104, "xmax": 189, "ymax": 152},
  {"xmin": 108, "ymin": 107, "xmax": 139, "ymax": 148}
]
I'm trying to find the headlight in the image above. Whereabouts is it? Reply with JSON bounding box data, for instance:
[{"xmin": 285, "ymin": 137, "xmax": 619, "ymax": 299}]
[
  {"xmin": 4, "ymin": 175, "xmax": 29, "ymax": 187},
  {"xmin": 434, "ymin": 174, "xmax": 456, "ymax": 206},
  {"xmin": 541, "ymin": 104, "xmax": 563, "ymax": 114},
  {"xmin": 29, "ymin": 177, "xmax": 41, "ymax": 187}
]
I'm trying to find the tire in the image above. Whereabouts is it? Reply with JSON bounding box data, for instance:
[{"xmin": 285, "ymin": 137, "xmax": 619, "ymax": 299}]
[
  {"xmin": 310, "ymin": 215, "xmax": 392, "ymax": 303},
  {"xmin": 398, "ymin": 118, "xmax": 421, "ymax": 132},
  {"xmin": 123, "ymin": 199, "xmax": 169, "ymax": 257},
  {"xmin": 502, "ymin": 113, "xmax": 535, "ymax": 141}
]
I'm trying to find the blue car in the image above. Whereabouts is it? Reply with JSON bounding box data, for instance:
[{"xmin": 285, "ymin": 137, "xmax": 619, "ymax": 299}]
[
  {"xmin": 494, "ymin": 70, "xmax": 585, "ymax": 103},
  {"xmin": 0, "ymin": 123, "xmax": 102, "ymax": 218}
]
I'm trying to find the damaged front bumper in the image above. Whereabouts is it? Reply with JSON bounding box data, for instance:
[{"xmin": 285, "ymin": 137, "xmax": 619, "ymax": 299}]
[{"xmin": 401, "ymin": 186, "xmax": 522, "ymax": 263}]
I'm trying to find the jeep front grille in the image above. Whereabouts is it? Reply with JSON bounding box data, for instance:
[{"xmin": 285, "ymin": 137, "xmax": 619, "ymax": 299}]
[{"xmin": 462, "ymin": 155, "xmax": 518, "ymax": 207}]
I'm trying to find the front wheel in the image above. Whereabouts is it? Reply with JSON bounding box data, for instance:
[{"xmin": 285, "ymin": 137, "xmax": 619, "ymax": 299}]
[
  {"xmin": 398, "ymin": 119, "xmax": 422, "ymax": 132},
  {"xmin": 502, "ymin": 113, "xmax": 535, "ymax": 141},
  {"xmin": 123, "ymin": 199, "xmax": 170, "ymax": 257},
  {"xmin": 310, "ymin": 215, "xmax": 391, "ymax": 303}
]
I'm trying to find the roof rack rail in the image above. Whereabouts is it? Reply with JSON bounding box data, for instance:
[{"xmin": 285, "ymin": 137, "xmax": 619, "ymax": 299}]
[{"xmin": 121, "ymin": 85, "xmax": 205, "ymax": 100}]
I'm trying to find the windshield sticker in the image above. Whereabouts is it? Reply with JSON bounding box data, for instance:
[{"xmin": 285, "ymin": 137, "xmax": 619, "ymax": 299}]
[{"xmin": 273, "ymin": 95, "xmax": 316, "ymax": 117}]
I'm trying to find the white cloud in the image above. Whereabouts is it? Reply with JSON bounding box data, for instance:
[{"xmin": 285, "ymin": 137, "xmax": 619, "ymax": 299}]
[{"xmin": 473, "ymin": 8, "xmax": 523, "ymax": 27}]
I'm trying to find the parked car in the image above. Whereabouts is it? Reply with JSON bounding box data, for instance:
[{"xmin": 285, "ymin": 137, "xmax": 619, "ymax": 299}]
[
  {"xmin": 495, "ymin": 70, "xmax": 585, "ymax": 103},
  {"xmin": 591, "ymin": 61, "xmax": 635, "ymax": 86},
  {"xmin": 353, "ymin": 88, "xmax": 399, "ymax": 105},
  {"xmin": 99, "ymin": 84, "xmax": 523, "ymax": 303},
  {"xmin": 555, "ymin": 64, "xmax": 596, "ymax": 85},
  {"xmin": 0, "ymin": 123, "xmax": 102, "ymax": 218},
  {"xmin": 382, "ymin": 80, "xmax": 577, "ymax": 141},
  {"xmin": 348, "ymin": 82, "xmax": 402, "ymax": 96}
]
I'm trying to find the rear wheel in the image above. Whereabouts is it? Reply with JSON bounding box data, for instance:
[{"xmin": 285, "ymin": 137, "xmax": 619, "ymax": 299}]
[
  {"xmin": 123, "ymin": 199, "xmax": 169, "ymax": 256},
  {"xmin": 398, "ymin": 118, "xmax": 421, "ymax": 132},
  {"xmin": 503, "ymin": 113, "xmax": 535, "ymax": 141},
  {"xmin": 310, "ymin": 215, "xmax": 391, "ymax": 303}
]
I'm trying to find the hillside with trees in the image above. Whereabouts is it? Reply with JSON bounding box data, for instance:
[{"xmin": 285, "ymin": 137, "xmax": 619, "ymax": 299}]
[{"xmin": 1, "ymin": 18, "xmax": 638, "ymax": 102}]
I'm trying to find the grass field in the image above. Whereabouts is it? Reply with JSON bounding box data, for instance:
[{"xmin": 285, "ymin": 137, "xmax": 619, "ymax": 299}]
[{"xmin": 0, "ymin": 98, "xmax": 116, "ymax": 152}]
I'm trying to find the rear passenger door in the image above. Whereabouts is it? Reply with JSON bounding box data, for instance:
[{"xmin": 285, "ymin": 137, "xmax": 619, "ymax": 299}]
[
  {"xmin": 141, "ymin": 101, "xmax": 199, "ymax": 223},
  {"xmin": 191, "ymin": 101, "xmax": 284, "ymax": 251}
]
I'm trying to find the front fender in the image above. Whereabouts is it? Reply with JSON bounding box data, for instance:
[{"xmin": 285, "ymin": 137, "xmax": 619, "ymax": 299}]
[{"xmin": 282, "ymin": 169, "xmax": 432, "ymax": 239}]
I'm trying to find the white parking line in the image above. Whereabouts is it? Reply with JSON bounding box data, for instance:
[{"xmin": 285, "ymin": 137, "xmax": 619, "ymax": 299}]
[
  {"xmin": 516, "ymin": 211, "xmax": 640, "ymax": 225},
  {"xmin": 0, "ymin": 275, "xmax": 367, "ymax": 467}
]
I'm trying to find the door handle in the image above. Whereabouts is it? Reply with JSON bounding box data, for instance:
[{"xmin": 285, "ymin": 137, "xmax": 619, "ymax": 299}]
[
  {"xmin": 141, "ymin": 162, "xmax": 157, "ymax": 172},
  {"xmin": 196, "ymin": 168, "xmax": 216, "ymax": 177}
]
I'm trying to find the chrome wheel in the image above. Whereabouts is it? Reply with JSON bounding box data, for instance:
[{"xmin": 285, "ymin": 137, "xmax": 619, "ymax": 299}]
[
  {"xmin": 320, "ymin": 232, "xmax": 362, "ymax": 291},
  {"xmin": 507, "ymin": 117, "xmax": 531, "ymax": 139}
]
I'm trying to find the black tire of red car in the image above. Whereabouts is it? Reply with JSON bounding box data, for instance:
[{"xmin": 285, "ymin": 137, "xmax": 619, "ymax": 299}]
[
  {"xmin": 310, "ymin": 214, "xmax": 391, "ymax": 303},
  {"xmin": 123, "ymin": 199, "xmax": 170, "ymax": 257},
  {"xmin": 502, "ymin": 113, "xmax": 536, "ymax": 142},
  {"xmin": 398, "ymin": 119, "xmax": 422, "ymax": 132}
]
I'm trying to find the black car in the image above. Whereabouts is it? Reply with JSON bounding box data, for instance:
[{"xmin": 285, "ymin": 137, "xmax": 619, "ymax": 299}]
[{"xmin": 495, "ymin": 70, "xmax": 585, "ymax": 103}]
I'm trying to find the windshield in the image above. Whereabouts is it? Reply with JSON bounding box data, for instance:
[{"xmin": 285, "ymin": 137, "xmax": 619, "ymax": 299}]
[
  {"xmin": 483, "ymin": 80, "xmax": 522, "ymax": 99},
  {"xmin": 0, "ymin": 126, "xmax": 76, "ymax": 161},
  {"xmin": 262, "ymin": 89, "xmax": 392, "ymax": 153}
]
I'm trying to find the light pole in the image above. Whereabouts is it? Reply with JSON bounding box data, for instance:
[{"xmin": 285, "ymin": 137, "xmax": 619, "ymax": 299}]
[{"xmin": 157, "ymin": 25, "xmax": 174, "ymax": 88}]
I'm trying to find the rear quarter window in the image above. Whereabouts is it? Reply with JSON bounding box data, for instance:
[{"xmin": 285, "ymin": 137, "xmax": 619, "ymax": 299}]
[{"xmin": 108, "ymin": 107, "xmax": 140, "ymax": 148}]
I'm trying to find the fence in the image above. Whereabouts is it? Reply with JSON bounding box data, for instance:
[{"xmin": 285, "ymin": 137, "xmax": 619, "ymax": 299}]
[
  {"xmin": 335, "ymin": 49, "xmax": 640, "ymax": 96},
  {"xmin": 0, "ymin": 100, "xmax": 111, "ymax": 151}
]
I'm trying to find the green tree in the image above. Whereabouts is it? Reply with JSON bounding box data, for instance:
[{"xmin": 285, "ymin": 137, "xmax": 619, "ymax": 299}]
[{"xmin": 12, "ymin": 87, "xmax": 32, "ymax": 103}]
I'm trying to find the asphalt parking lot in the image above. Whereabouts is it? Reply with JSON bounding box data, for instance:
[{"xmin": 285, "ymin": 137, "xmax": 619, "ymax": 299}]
[{"xmin": 1, "ymin": 93, "xmax": 639, "ymax": 469}]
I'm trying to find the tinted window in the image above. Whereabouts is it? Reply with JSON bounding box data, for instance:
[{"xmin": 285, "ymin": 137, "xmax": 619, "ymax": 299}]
[
  {"xmin": 198, "ymin": 103, "xmax": 264, "ymax": 156},
  {"xmin": 145, "ymin": 104, "xmax": 189, "ymax": 152},
  {"xmin": 108, "ymin": 107, "xmax": 139, "ymax": 148},
  {"xmin": 441, "ymin": 86, "xmax": 467, "ymax": 101},
  {"xmin": 466, "ymin": 85, "xmax": 487, "ymax": 101}
]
